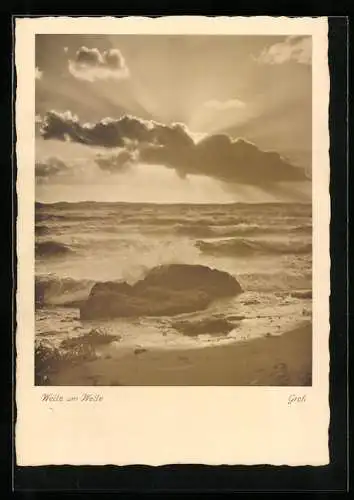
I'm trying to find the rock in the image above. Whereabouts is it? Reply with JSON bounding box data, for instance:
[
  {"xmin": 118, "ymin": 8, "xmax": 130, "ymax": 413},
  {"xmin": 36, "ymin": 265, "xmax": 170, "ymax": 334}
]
[
  {"xmin": 227, "ymin": 314, "xmax": 246, "ymax": 321},
  {"xmin": 80, "ymin": 264, "xmax": 242, "ymax": 320},
  {"xmin": 80, "ymin": 288, "xmax": 211, "ymax": 320},
  {"xmin": 134, "ymin": 347, "xmax": 147, "ymax": 355},
  {"xmin": 137, "ymin": 263, "xmax": 242, "ymax": 298},
  {"xmin": 89, "ymin": 281, "xmax": 132, "ymax": 297},
  {"xmin": 173, "ymin": 317, "xmax": 236, "ymax": 337},
  {"xmin": 243, "ymin": 299, "xmax": 260, "ymax": 305}
]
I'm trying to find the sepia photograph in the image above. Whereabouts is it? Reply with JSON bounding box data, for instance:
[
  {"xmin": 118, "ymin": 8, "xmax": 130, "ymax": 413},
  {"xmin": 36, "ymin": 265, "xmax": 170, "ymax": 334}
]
[
  {"xmin": 15, "ymin": 16, "xmax": 332, "ymax": 469},
  {"xmin": 34, "ymin": 33, "xmax": 313, "ymax": 387}
]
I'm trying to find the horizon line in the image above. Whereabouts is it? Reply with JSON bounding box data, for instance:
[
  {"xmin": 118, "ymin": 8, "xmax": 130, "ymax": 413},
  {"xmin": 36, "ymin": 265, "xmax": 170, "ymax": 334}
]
[{"xmin": 35, "ymin": 199, "xmax": 312, "ymax": 206}]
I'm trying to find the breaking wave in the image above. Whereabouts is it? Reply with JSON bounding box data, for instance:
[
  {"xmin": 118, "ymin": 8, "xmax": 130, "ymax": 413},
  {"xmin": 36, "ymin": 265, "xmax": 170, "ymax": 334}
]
[{"xmin": 35, "ymin": 275, "xmax": 95, "ymax": 307}]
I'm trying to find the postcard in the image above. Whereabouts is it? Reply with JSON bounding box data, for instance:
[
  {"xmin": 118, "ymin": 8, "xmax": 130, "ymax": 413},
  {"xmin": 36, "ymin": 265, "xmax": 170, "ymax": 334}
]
[{"xmin": 15, "ymin": 16, "xmax": 330, "ymax": 466}]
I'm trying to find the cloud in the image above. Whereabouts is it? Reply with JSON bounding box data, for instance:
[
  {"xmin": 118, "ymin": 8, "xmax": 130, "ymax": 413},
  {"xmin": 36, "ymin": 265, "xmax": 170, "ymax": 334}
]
[
  {"xmin": 35, "ymin": 150, "xmax": 137, "ymax": 185},
  {"xmin": 256, "ymin": 36, "xmax": 311, "ymax": 65},
  {"xmin": 38, "ymin": 110, "xmax": 307, "ymax": 185},
  {"xmin": 40, "ymin": 110, "xmax": 192, "ymax": 149},
  {"xmin": 94, "ymin": 150, "xmax": 137, "ymax": 173},
  {"xmin": 36, "ymin": 156, "xmax": 68, "ymax": 178},
  {"xmin": 35, "ymin": 67, "xmax": 43, "ymax": 80},
  {"xmin": 203, "ymin": 99, "xmax": 246, "ymax": 111},
  {"xmin": 140, "ymin": 135, "xmax": 305, "ymax": 185},
  {"xmin": 68, "ymin": 46, "xmax": 130, "ymax": 81}
]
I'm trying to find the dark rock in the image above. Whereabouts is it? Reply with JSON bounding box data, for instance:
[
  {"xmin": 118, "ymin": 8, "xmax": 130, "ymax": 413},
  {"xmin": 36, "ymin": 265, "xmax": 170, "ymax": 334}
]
[
  {"xmin": 172, "ymin": 317, "xmax": 236, "ymax": 337},
  {"xmin": 243, "ymin": 299, "xmax": 260, "ymax": 305},
  {"xmin": 138, "ymin": 263, "xmax": 242, "ymax": 298},
  {"xmin": 81, "ymin": 288, "xmax": 211, "ymax": 319},
  {"xmin": 227, "ymin": 314, "xmax": 246, "ymax": 321},
  {"xmin": 134, "ymin": 347, "xmax": 147, "ymax": 355},
  {"xmin": 90, "ymin": 281, "xmax": 133, "ymax": 296},
  {"xmin": 80, "ymin": 264, "xmax": 242, "ymax": 320}
]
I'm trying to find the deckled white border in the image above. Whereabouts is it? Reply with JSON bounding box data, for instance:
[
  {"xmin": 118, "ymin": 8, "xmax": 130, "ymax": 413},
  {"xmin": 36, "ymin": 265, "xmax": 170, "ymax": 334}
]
[{"xmin": 15, "ymin": 16, "xmax": 330, "ymax": 466}]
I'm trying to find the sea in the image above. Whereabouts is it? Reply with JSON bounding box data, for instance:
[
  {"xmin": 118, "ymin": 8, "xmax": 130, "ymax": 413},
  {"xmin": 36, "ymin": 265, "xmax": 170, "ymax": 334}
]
[{"xmin": 35, "ymin": 201, "xmax": 312, "ymax": 356}]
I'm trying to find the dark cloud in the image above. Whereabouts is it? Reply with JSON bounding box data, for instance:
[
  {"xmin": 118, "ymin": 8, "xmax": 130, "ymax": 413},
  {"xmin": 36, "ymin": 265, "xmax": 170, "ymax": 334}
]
[
  {"xmin": 35, "ymin": 157, "xmax": 68, "ymax": 178},
  {"xmin": 39, "ymin": 110, "xmax": 307, "ymax": 185},
  {"xmin": 140, "ymin": 135, "xmax": 305, "ymax": 184},
  {"xmin": 68, "ymin": 46, "xmax": 130, "ymax": 81},
  {"xmin": 41, "ymin": 111, "xmax": 128, "ymax": 146},
  {"xmin": 75, "ymin": 47, "xmax": 103, "ymax": 66},
  {"xmin": 94, "ymin": 150, "xmax": 135, "ymax": 173},
  {"xmin": 40, "ymin": 111, "xmax": 191, "ymax": 148}
]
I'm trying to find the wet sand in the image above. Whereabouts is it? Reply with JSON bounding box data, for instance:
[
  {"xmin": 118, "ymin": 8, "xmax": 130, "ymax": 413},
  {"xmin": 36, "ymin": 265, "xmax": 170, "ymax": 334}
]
[{"xmin": 45, "ymin": 321, "xmax": 312, "ymax": 386}]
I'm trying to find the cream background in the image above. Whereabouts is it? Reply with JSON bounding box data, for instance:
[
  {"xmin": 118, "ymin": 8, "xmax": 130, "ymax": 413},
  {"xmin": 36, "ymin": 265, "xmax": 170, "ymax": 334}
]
[{"xmin": 15, "ymin": 16, "xmax": 330, "ymax": 466}]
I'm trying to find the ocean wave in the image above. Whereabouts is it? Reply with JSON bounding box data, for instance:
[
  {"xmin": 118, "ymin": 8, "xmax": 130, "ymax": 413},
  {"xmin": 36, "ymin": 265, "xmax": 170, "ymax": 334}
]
[
  {"xmin": 175, "ymin": 224, "xmax": 218, "ymax": 238},
  {"xmin": 36, "ymin": 212, "xmax": 111, "ymax": 223},
  {"xmin": 289, "ymin": 289, "xmax": 312, "ymax": 299},
  {"xmin": 35, "ymin": 275, "xmax": 95, "ymax": 307},
  {"xmin": 36, "ymin": 218, "xmax": 312, "ymax": 242},
  {"xmin": 196, "ymin": 238, "xmax": 312, "ymax": 257},
  {"xmin": 238, "ymin": 271, "xmax": 312, "ymax": 292},
  {"xmin": 72, "ymin": 236, "xmax": 152, "ymax": 252},
  {"xmin": 35, "ymin": 224, "xmax": 51, "ymax": 236},
  {"xmin": 35, "ymin": 240, "xmax": 74, "ymax": 258},
  {"xmin": 175, "ymin": 223, "xmax": 285, "ymax": 239},
  {"xmin": 35, "ymin": 213, "xmax": 66, "ymax": 223},
  {"xmin": 290, "ymin": 224, "xmax": 312, "ymax": 234}
]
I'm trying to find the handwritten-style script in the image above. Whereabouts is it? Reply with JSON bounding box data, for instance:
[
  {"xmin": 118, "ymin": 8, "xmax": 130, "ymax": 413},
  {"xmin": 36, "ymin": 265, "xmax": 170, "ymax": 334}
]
[{"xmin": 41, "ymin": 393, "xmax": 103, "ymax": 402}]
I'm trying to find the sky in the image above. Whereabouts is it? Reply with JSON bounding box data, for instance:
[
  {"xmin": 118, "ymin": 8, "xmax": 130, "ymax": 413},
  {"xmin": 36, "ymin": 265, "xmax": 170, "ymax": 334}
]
[{"xmin": 35, "ymin": 34, "xmax": 312, "ymax": 203}]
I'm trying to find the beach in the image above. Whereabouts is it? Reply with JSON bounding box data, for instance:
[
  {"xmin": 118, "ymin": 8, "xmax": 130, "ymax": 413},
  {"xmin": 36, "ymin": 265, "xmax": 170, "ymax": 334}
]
[{"xmin": 36, "ymin": 322, "xmax": 312, "ymax": 386}]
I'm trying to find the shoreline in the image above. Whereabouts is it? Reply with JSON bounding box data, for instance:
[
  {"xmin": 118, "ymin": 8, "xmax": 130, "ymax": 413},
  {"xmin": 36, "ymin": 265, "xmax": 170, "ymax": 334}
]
[{"xmin": 40, "ymin": 321, "xmax": 312, "ymax": 387}]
